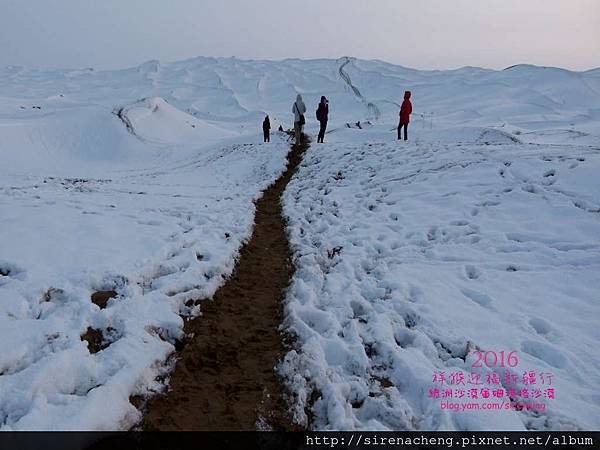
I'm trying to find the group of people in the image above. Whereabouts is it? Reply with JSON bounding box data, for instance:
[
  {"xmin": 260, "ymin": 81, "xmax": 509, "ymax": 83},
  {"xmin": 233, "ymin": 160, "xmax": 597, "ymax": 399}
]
[
  {"xmin": 262, "ymin": 94, "xmax": 329, "ymax": 145},
  {"xmin": 262, "ymin": 90, "xmax": 412, "ymax": 144}
]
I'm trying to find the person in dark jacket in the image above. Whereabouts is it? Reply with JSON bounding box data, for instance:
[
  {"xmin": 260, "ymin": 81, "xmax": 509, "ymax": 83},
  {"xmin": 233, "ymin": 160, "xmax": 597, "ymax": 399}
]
[
  {"xmin": 398, "ymin": 91, "xmax": 412, "ymax": 141},
  {"xmin": 316, "ymin": 96, "xmax": 329, "ymax": 143},
  {"xmin": 262, "ymin": 115, "xmax": 271, "ymax": 143}
]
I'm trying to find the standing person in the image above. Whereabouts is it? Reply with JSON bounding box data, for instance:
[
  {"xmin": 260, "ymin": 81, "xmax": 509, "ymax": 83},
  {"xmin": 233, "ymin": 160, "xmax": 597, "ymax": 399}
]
[
  {"xmin": 262, "ymin": 115, "xmax": 271, "ymax": 143},
  {"xmin": 398, "ymin": 91, "xmax": 412, "ymax": 141},
  {"xmin": 292, "ymin": 94, "xmax": 306, "ymax": 145},
  {"xmin": 316, "ymin": 96, "xmax": 329, "ymax": 143}
]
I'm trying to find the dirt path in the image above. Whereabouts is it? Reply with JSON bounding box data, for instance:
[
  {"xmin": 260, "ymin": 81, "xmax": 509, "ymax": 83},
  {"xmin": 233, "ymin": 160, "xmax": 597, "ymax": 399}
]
[{"xmin": 141, "ymin": 138, "xmax": 309, "ymax": 431}]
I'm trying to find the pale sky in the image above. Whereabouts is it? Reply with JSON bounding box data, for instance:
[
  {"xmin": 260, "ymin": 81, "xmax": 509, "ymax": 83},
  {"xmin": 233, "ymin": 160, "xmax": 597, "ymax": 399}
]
[{"xmin": 1, "ymin": 0, "xmax": 598, "ymax": 71}]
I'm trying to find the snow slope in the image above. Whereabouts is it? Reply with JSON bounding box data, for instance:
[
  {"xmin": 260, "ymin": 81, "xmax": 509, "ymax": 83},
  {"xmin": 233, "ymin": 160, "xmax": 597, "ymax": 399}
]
[
  {"xmin": 0, "ymin": 66, "xmax": 290, "ymax": 429},
  {"xmin": 0, "ymin": 139, "xmax": 288, "ymax": 430},
  {"xmin": 280, "ymin": 132, "xmax": 600, "ymax": 431},
  {"xmin": 0, "ymin": 56, "xmax": 598, "ymax": 430}
]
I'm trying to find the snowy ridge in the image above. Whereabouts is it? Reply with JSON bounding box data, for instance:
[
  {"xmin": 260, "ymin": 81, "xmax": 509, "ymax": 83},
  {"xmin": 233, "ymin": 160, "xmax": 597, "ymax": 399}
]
[
  {"xmin": 1, "ymin": 56, "xmax": 599, "ymax": 141},
  {"xmin": 113, "ymin": 97, "xmax": 233, "ymax": 145},
  {"xmin": 338, "ymin": 57, "xmax": 381, "ymax": 121}
]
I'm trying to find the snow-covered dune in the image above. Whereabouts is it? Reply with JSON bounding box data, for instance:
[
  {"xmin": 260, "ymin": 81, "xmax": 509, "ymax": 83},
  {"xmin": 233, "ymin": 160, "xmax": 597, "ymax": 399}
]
[
  {"xmin": 2, "ymin": 57, "xmax": 599, "ymax": 144},
  {"xmin": 115, "ymin": 97, "xmax": 234, "ymax": 146},
  {"xmin": 0, "ymin": 61, "xmax": 292, "ymax": 430},
  {"xmin": 0, "ymin": 56, "xmax": 598, "ymax": 430}
]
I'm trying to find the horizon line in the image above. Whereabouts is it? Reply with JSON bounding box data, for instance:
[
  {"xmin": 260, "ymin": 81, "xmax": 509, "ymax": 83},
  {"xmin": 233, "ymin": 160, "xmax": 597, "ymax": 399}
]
[{"xmin": 3, "ymin": 55, "xmax": 599, "ymax": 74}]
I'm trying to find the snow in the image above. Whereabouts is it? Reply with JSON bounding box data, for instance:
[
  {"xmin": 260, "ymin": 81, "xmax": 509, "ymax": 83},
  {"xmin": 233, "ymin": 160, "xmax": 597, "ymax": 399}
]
[
  {"xmin": 1, "ymin": 56, "xmax": 599, "ymax": 430},
  {"xmin": 0, "ymin": 63, "xmax": 290, "ymax": 429},
  {"xmin": 0, "ymin": 136, "xmax": 289, "ymax": 430},
  {"xmin": 280, "ymin": 133, "xmax": 600, "ymax": 431}
]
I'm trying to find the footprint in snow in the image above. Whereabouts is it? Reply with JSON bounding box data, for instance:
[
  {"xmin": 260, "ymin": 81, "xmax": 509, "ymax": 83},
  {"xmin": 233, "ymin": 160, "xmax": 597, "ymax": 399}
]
[
  {"xmin": 478, "ymin": 200, "xmax": 501, "ymax": 207},
  {"xmin": 461, "ymin": 288, "xmax": 496, "ymax": 311},
  {"xmin": 81, "ymin": 326, "xmax": 122, "ymax": 354},
  {"xmin": 464, "ymin": 265, "xmax": 481, "ymax": 280},
  {"xmin": 0, "ymin": 333, "xmax": 70, "ymax": 376},
  {"xmin": 450, "ymin": 220, "xmax": 469, "ymax": 226},
  {"xmin": 91, "ymin": 290, "xmax": 118, "ymax": 309},
  {"xmin": 427, "ymin": 226, "xmax": 437, "ymax": 241},
  {"xmin": 529, "ymin": 317, "xmax": 558, "ymax": 339},
  {"xmin": 402, "ymin": 310, "xmax": 420, "ymax": 328},
  {"xmin": 521, "ymin": 340, "xmax": 568, "ymax": 369},
  {"xmin": 0, "ymin": 263, "xmax": 25, "ymax": 283},
  {"xmin": 137, "ymin": 219, "xmax": 162, "ymax": 226},
  {"xmin": 542, "ymin": 169, "xmax": 557, "ymax": 186},
  {"xmin": 394, "ymin": 328, "xmax": 416, "ymax": 348},
  {"xmin": 407, "ymin": 285, "xmax": 424, "ymax": 303}
]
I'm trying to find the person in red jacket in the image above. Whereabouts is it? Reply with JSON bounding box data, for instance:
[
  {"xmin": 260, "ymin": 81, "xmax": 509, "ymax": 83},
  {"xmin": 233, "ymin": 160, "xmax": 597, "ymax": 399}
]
[{"xmin": 398, "ymin": 91, "xmax": 412, "ymax": 141}]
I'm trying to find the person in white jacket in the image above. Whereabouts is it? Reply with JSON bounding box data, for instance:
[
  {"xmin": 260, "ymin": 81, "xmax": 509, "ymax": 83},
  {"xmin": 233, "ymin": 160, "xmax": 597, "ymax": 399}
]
[{"xmin": 292, "ymin": 94, "xmax": 307, "ymax": 145}]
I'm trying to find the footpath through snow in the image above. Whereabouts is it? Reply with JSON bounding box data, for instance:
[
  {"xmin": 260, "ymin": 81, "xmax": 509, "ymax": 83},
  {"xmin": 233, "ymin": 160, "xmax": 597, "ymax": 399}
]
[{"xmin": 141, "ymin": 138, "xmax": 309, "ymax": 431}]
